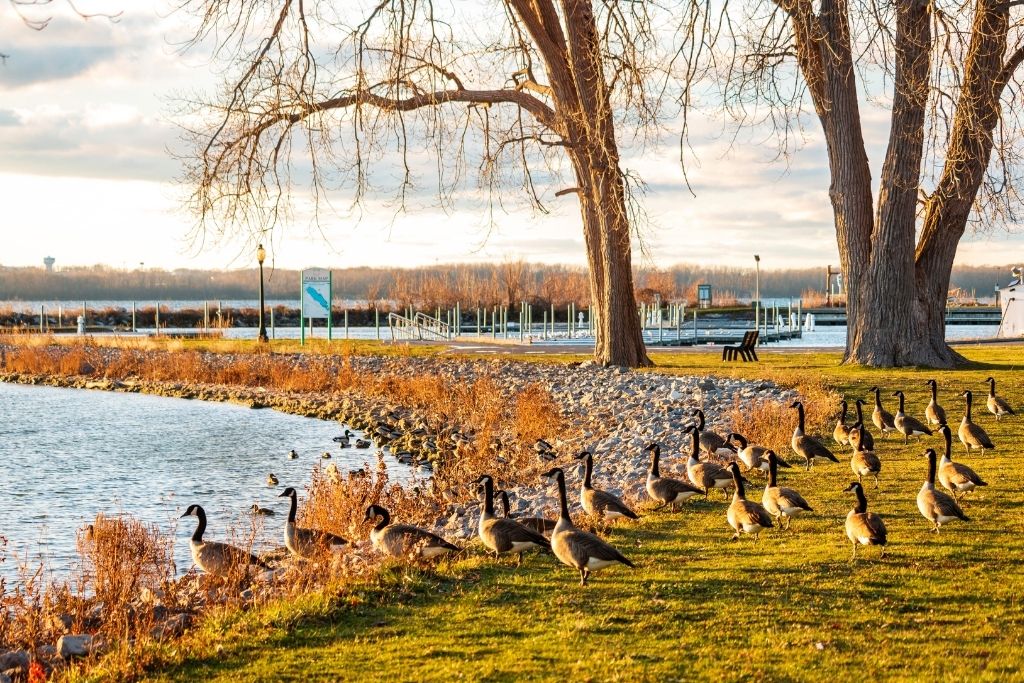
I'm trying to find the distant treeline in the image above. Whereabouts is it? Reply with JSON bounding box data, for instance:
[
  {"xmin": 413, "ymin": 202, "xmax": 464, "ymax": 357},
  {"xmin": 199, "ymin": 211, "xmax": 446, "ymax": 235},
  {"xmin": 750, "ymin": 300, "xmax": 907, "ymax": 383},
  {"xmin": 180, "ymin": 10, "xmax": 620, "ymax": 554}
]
[{"xmin": 0, "ymin": 262, "xmax": 1013, "ymax": 308}]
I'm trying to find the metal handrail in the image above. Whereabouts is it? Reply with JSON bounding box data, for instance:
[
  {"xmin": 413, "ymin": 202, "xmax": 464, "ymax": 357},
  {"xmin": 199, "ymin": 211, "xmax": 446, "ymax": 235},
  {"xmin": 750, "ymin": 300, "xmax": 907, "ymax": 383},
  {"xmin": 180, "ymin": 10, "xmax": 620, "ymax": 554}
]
[{"xmin": 387, "ymin": 312, "xmax": 451, "ymax": 341}]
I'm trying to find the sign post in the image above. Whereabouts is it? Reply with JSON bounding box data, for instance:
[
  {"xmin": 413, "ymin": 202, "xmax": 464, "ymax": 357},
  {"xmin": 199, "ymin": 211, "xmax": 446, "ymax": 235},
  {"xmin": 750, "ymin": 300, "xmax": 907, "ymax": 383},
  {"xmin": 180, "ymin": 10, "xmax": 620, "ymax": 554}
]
[{"xmin": 300, "ymin": 268, "xmax": 332, "ymax": 345}]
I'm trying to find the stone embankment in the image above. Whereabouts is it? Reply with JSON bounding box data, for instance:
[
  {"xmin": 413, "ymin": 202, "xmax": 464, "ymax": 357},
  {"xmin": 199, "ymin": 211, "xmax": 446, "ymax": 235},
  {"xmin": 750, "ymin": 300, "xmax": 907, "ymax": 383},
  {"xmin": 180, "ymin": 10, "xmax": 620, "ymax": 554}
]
[{"xmin": 0, "ymin": 343, "xmax": 796, "ymax": 538}]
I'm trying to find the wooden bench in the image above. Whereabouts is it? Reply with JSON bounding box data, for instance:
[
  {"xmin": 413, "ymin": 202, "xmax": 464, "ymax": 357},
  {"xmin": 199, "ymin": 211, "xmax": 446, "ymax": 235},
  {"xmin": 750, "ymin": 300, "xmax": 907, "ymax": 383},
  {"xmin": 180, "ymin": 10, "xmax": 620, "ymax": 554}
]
[{"xmin": 722, "ymin": 330, "xmax": 759, "ymax": 362}]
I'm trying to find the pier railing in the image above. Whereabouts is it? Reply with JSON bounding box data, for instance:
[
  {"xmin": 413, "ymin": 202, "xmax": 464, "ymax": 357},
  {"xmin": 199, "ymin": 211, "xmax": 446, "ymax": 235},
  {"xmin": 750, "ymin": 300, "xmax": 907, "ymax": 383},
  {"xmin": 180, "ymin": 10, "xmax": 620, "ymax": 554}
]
[{"xmin": 388, "ymin": 311, "xmax": 452, "ymax": 341}]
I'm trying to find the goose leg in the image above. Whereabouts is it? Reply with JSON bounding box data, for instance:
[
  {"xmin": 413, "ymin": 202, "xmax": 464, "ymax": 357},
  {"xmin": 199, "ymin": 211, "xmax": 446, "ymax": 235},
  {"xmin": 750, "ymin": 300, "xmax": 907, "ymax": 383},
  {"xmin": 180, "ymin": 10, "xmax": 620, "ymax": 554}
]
[
  {"xmin": 850, "ymin": 543, "xmax": 858, "ymax": 562},
  {"xmin": 579, "ymin": 568, "xmax": 588, "ymax": 586},
  {"xmin": 516, "ymin": 552, "xmax": 523, "ymax": 568}
]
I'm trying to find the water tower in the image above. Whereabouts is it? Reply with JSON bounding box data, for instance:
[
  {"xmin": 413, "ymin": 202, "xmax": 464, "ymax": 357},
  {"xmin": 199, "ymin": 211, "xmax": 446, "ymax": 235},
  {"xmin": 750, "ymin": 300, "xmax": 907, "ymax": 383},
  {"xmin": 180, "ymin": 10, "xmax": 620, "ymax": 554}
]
[{"xmin": 43, "ymin": 256, "xmax": 55, "ymax": 272}]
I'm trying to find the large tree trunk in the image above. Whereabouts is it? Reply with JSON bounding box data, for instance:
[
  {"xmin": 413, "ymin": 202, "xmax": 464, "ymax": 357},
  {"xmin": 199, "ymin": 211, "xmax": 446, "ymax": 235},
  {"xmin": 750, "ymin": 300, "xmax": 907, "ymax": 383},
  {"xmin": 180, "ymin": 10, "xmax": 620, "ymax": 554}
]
[
  {"xmin": 790, "ymin": 0, "xmax": 1013, "ymax": 368},
  {"xmin": 559, "ymin": 0, "xmax": 651, "ymax": 367}
]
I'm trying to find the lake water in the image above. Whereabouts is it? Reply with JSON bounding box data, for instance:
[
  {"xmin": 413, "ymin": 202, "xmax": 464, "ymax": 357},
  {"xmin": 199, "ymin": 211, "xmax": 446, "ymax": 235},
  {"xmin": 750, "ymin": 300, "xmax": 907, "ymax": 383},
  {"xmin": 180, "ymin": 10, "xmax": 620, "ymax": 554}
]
[{"xmin": 0, "ymin": 383, "xmax": 412, "ymax": 584}]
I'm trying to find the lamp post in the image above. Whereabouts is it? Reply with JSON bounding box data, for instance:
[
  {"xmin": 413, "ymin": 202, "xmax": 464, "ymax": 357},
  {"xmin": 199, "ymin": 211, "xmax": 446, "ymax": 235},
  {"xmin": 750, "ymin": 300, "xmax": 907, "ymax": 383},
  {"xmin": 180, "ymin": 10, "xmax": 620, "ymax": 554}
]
[
  {"xmin": 257, "ymin": 243, "xmax": 268, "ymax": 343},
  {"xmin": 754, "ymin": 254, "xmax": 761, "ymax": 335}
]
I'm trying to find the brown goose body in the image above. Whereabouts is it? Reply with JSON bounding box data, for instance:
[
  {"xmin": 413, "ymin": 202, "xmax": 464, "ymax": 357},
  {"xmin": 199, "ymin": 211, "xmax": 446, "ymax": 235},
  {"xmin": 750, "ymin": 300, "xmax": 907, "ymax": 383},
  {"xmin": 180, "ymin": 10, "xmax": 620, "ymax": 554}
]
[
  {"xmin": 578, "ymin": 451, "xmax": 639, "ymax": 521},
  {"xmin": 726, "ymin": 462, "xmax": 773, "ymax": 541},
  {"xmin": 936, "ymin": 426, "xmax": 988, "ymax": 498},
  {"xmin": 893, "ymin": 391, "xmax": 933, "ymax": 444},
  {"xmin": 180, "ymin": 504, "xmax": 268, "ymax": 577},
  {"xmin": 870, "ymin": 387, "xmax": 897, "ymax": 435},
  {"xmin": 728, "ymin": 433, "xmax": 791, "ymax": 475},
  {"xmin": 692, "ymin": 409, "xmax": 736, "ymax": 457},
  {"xmin": 685, "ymin": 427, "xmax": 733, "ymax": 498},
  {"xmin": 849, "ymin": 439, "xmax": 882, "ymax": 488},
  {"xmin": 364, "ymin": 505, "xmax": 460, "ymax": 560},
  {"xmin": 985, "ymin": 377, "xmax": 1015, "ymax": 420},
  {"xmin": 790, "ymin": 401, "xmax": 838, "ymax": 470},
  {"xmin": 279, "ymin": 487, "xmax": 348, "ymax": 559},
  {"xmin": 833, "ymin": 400, "xmax": 851, "ymax": 446},
  {"xmin": 852, "ymin": 401, "xmax": 876, "ymax": 451},
  {"xmin": 496, "ymin": 490, "xmax": 556, "ymax": 535},
  {"xmin": 843, "ymin": 482, "xmax": 887, "ymax": 560},
  {"xmin": 925, "ymin": 379, "xmax": 947, "ymax": 426},
  {"xmin": 477, "ymin": 476, "xmax": 550, "ymax": 565},
  {"xmin": 760, "ymin": 451, "xmax": 812, "ymax": 530},
  {"xmin": 958, "ymin": 391, "xmax": 995, "ymax": 455},
  {"xmin": 917, "ymin": 449, "xmax": 970, "ymax": 532},
  {"xmin": 644, "ymin": 443, "xmax": 702, "ymax": 510},
  {"xmin": 543, "ymin": 468, "xmax": 634, "ymax": 586}
]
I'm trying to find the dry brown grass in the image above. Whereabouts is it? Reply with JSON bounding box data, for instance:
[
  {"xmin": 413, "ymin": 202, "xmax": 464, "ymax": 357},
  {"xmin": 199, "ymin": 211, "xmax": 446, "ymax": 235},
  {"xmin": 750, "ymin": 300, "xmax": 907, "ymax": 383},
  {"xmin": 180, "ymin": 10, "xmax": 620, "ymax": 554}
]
[{"xmin": 725, "ymin": 377, "xmax": 840, "ymax": 456}]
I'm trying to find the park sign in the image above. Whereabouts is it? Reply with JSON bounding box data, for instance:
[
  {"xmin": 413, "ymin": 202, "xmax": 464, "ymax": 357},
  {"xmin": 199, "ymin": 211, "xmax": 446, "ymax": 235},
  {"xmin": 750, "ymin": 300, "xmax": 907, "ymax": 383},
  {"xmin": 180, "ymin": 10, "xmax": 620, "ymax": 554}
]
[{"xmin": 300, "ymin": 268, "xmax": 332, "ymax": 344}]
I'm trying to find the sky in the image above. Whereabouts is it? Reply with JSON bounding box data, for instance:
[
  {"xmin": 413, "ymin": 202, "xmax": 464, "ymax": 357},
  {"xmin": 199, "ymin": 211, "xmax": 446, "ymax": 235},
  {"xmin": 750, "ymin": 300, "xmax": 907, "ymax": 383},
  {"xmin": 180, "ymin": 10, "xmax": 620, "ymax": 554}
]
[{"xmin": 1, "ymin": 1, "xmax": 1022, "ymax": 274}]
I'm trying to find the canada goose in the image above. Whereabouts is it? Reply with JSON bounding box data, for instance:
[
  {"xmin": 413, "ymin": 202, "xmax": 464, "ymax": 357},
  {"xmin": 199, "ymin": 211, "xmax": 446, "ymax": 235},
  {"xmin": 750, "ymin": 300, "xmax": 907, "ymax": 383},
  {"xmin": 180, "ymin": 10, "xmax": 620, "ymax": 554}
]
[
  {"xmin": 936, "ymin": 425, "xmax": 988, "ymax": 500},
  {"xmin": 917, "ymin": 448, "xmax": 970, "ymax": 532},
  {"xmin": 761, "ymin": 451, "xmax": 812, "ymax": 531},
  {"xmin": 893, "ymin": 390, "xmax": 933, "ymax": 444},
  {"xmin": 179, "ymin": 504, "xmax": 267, "ymax": 576},
  {"xmin": 726, "ymin": 462, "xmax": 773, "ymax": 541},
  {"xmin": 833, "ymin": 400, "xmax": 851, "ymax": 446},
  {"xmin": 842, "ymin": 482, "xmax": 887, "ymax": 561},
  {"xmin": 541, "ymin": 467, "xmax": 635, "ymax": 586},
  {"xmin": 355, "ymin": 439, "xmax": 371, "ymax": 449},
  {"xmin": 644, "ymin": 443, "xmax": 702, "ymax": 511},
  {"xmin": 692, "ymin": 409, "xmax": 737, "ymax": 457},
  {"xmin": 870, "ymin": 387, "xmax": 897, "ymax": 436},
  {"xmin": 577, "ymin": 451, "xmax": 639, "ymax": 523},
  {"xmin": 924, "ymin": 379, "xmax": 946, "ymax": 426},
  {"xmin": 287, "ymin": 449, "xmax": 298, "ymax": 460},
  {"xmin": 495, "ymin": 489, "xmax": 556, "ymax": 535},
  {"xmin": 852, "ymin": 400, "xmax": 876, "ymax": 451},
  {"xmin": 790, "ymin": 401, "xmax": 839, "ymax": 470},
  {"xmin": 958, "ymin": 390, "xmax": 995, "ymax": 455},
  {"xmin": 266, "ymin": 473, "xmax": 279, "ymax": 486},
  {"xmin": 278, "ymin": 487, "xmax": 348, "ymax": 559},
  {"xmin": 363, "ymin": 505, "xmax": 460, "ymax": 560},
  {"xmin": 685, "ymin": 426, "xmax": 734, "ymax": 499},
  {"xmin": 985, "ymin": 377, "xmax": 1015, "ymax": 420},
  {"xmin": 849, "ymin": 429, "xmax": 882, "ymax": 488},
  {"xmin": 728, "ymin": 433, "xmax": 791, "ymax": 475},
  {"xmin": 249, "ymin": 504, "xmax": 275, "ymax": 516},
  {"xmin": 476, "ymin": 475, "xmax": 550, "ymax": 566}
]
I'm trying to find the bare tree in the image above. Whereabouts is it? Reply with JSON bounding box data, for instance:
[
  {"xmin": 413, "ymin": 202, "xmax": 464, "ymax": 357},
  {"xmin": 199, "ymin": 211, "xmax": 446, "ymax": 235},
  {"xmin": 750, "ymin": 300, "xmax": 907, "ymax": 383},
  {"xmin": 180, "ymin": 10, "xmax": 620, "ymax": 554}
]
[
  {"xmin": 677, "ymin": 0, "xmax": 1024, "ymax": 367},
  {"xmin": 176, "ymin": 1, "xmax": 689, "ymax": 366}
]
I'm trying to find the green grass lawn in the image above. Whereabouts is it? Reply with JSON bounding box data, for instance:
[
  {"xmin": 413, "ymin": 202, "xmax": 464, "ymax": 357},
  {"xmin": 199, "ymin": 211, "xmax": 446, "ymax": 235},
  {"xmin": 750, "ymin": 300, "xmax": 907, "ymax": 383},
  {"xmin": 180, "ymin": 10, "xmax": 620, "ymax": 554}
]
[{"xmin": 137, "ymin": 346, "xmax": 1024, "ymax": 682}]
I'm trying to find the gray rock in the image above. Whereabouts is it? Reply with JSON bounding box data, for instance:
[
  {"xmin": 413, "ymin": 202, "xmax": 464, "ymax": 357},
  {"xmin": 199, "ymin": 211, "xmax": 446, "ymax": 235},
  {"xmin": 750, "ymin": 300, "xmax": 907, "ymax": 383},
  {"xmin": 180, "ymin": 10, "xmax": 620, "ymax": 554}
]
[
  {"xmin": 57, "ymin": 634, "xmax": 99, "ymax": 659},
  {"xmin": 0, "ymin": 651, "xmax": 28, "ymax": 672},
  {"xmin": 150, "ymin": 612, "xmax": 192, "ymax": 640}
]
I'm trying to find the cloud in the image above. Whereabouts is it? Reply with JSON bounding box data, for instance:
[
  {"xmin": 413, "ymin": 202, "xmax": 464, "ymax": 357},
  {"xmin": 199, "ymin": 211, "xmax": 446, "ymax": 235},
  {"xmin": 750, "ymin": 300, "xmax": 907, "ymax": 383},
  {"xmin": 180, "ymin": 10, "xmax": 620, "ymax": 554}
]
[
  {"xmin": 0, "ymin": 45, "xmax": 118, "ymax": 87},
  {"xmin": 0, "ymin": 109, "xmax": 20, "ymax": 126}
]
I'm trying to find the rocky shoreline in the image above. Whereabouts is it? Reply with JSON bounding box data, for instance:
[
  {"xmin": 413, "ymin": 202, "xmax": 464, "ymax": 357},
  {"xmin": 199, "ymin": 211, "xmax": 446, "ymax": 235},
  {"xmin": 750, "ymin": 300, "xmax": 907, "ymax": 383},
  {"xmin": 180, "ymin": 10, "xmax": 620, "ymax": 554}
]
[
  {"xmin": 0, "ymin": 346, "xmax": 796, "ymax": 536},
  {"xmin": 0, "ymin": 345, "xmax": 799, "ymax": 679}
]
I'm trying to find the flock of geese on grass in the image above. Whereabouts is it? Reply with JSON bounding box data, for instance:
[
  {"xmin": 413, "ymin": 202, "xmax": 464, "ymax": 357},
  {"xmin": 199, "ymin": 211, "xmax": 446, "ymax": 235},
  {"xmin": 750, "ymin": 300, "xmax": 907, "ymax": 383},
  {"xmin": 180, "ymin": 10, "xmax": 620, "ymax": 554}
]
[{"xmin": 178, "ymin": 378, "xmax": 1015, "ymax": 586}]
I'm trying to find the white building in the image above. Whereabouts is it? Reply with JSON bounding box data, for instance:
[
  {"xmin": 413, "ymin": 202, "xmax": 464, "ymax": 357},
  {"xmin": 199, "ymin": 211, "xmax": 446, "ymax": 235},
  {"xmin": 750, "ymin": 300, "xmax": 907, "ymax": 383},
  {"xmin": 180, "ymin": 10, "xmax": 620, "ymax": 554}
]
[{"xmin": 997, "ymin": 267, "xmax": 1023, "ymax": 338}]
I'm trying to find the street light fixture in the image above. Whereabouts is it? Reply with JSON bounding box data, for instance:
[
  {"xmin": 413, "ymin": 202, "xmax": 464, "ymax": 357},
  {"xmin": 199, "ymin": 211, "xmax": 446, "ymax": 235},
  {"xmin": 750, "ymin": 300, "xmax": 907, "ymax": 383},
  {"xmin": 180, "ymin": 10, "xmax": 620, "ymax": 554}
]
[
  {"xmin": 257, "ymin": 243, "xmax": 268, "ymax": 343},
  {"xmin": 754, "ymin": 254, "xmax": 761, "ymax": 336}
]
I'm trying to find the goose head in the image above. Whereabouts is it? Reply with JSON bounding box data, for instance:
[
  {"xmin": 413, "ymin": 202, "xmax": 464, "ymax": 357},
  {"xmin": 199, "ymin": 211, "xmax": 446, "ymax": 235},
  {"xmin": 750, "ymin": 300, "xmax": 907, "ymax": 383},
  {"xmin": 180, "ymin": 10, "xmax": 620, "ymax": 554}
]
[
  {"xmin": 643, "ymin": 443, "xmax": 660, "ymax": 455},
  {"xmin": 363, "ymin": 504, "xmax": 388, "ymax": 523},
  {"xmin": 843, "ymin": 482, "xmax": 862, "ymax": 494},
  {"xmin": 925, "ymin": 379, "xmax": 936, "ymax": 388},
  {"xmin": 789, "ymin": 400, "xmax": 803, "ymax": 410},
  {"xmin": 179, "ymin": 504, "xmax": 204, "ymax": 519},
  {"xmin": 277, "ymin": 486, "xmax": 297, "ymax": 500},
  {"xmin": 540, "ymin": 467, "xmax": 564, "ymax": 482}
]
